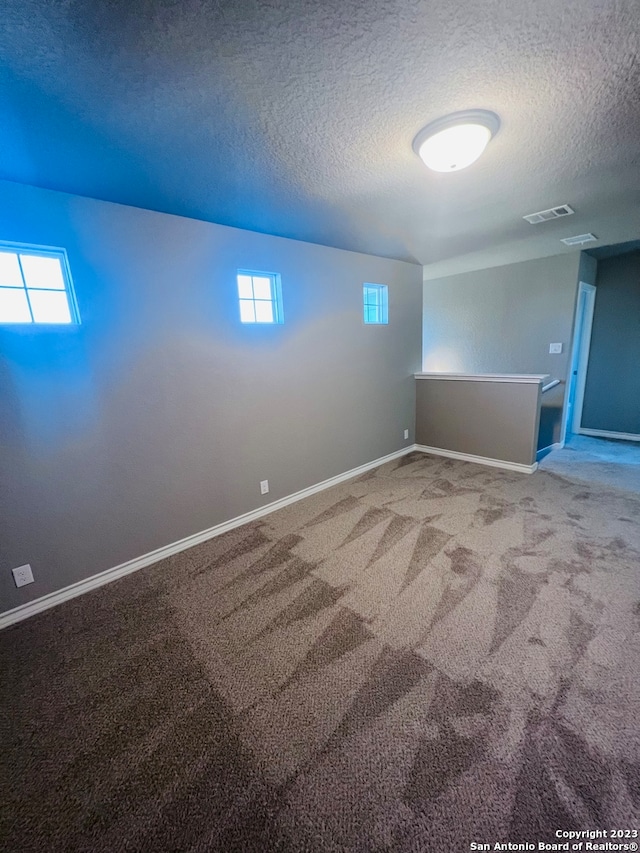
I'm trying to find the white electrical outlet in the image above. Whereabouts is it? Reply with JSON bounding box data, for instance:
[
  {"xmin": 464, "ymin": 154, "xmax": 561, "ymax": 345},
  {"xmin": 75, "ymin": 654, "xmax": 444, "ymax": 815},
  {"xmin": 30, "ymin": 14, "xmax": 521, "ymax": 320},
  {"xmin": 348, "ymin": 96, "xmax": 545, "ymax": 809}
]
[
  {"xmin": 404, "ymin": 429, "xmax": 409, "ymax": 440},
  {"xmin": 260, "ymin": 480, "xmax": 269, "ymax": 495},
  {"xmin": 549, "ymin": 343, "xmax": 563, "ymax": 354},
  {"xmin": 12, "ymin": 564, "xmax": 34, "ymax": 588}
]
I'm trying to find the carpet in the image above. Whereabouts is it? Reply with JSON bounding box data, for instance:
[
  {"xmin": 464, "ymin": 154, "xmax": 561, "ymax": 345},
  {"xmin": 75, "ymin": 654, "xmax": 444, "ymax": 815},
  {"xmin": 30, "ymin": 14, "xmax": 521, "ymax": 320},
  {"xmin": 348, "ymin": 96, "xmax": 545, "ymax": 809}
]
[
  {"xmin": 540, "ymin": 433, "xmax": 640, "ymax": 494},
  {"xmin": 2, "ymin": 448, "xmax": 639, "ymax": 852}
]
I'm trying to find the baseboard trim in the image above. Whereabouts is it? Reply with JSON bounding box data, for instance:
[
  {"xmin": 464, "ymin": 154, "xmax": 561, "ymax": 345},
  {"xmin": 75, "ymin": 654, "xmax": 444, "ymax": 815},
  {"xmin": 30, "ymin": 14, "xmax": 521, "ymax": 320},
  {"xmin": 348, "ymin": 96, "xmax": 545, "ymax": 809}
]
[
  {"xmin": 414, "ymin": 444, "xmax": 538, "ymax": 474},
  {"xmin": 578, "ymin": 428, "xmax": 640, "ymax": 443},
  {"xmin": 0, "ymin": 445, "xmax": 415, "ymax": 630}
]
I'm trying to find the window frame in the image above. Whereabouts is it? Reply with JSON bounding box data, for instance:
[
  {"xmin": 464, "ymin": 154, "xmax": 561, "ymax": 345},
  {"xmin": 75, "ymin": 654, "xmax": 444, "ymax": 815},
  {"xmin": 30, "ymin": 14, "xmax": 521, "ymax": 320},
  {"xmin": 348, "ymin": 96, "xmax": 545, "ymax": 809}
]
[
  {"xmin": 0, "ymin": 241, "xmax": 80, "ymax": 326},
  {"xmin": 236, "ymin": 269, "xmax": 284, "ymax": 325},
  {"xmin": 362, "ymin": 283, "xmax": 389, "ymax": 325}
]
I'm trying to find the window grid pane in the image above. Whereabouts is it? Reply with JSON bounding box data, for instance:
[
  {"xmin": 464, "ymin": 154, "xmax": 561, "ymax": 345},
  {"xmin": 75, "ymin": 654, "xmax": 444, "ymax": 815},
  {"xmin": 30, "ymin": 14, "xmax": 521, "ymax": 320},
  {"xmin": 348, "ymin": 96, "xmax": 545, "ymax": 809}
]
[
  {"xmin": 237, "ymin": 271, "xmax": 282, "ymax": 324},
  {"xmin": 19, "ymin": 254, "xmax": 66, "ymax": 290},
  {"xmin": 0, "ymin": 245, "xmax": 78, "ymax": 325},
  {"xmin": 251, "ymin": 276, "xmax": 272, "ymax": 300},
  {"xmin": 254, "ymin": 300, "xmax": 274, "ymax": 323},
  {"xmin": 239, "ymin": 299, "xmax": 256, "ymax": 323},
  {"xmin": 28, "ymin": 289, "xmax": 72, "ymax": 324},
  {"xmin": 237, "ymin": 275, "xmax": 254, "ymax": 299},
  {"xmin": 364, "ymin": 305, "xmax": 378, "ymax": 324},
  {"xmin": 0, "ymin": 287, "xmax": 32, "ymax": 323},
  {"xmin": 363, "ymin": 283, "xmax": 388, "ymax": 325},
  {"xmin": 0, "ymin": 252, "xmax": 24, "ymax": 288}
]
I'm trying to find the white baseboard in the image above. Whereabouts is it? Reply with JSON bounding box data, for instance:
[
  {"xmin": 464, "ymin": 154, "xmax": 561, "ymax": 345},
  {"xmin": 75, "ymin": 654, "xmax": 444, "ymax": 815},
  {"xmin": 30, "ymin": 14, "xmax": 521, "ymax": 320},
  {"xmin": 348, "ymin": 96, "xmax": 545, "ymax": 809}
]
[
  {"xmin": 578, "ymin": 428, "xmax": 640, "ymax": 443},
  {"xmin": 0, "ymin": 445, "xmax": 415, "ymax": 630},
  {"xmin": 414, "ymin": 444, "xmax": 538, "ymax": 474}
]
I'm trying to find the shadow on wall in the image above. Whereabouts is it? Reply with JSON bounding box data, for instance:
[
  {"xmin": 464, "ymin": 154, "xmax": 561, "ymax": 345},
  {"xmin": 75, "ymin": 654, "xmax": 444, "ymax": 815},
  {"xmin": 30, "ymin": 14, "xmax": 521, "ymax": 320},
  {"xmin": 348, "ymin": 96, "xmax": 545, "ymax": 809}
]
[
  {"xmin": 581, "ymin": 250, "xmax": 640, "ymax": 436},
  {"xmin": 537, "ymin": 384, "xmax": 564, "ymax": 450}
]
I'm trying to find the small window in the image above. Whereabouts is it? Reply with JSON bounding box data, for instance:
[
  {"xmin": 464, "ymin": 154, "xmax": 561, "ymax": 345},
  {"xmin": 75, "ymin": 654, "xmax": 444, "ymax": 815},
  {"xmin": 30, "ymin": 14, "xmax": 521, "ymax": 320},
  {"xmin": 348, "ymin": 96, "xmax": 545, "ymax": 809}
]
[
  {"xmin": 0, "ymin": 244, "xmax": 79, "ymax": 325},
  {"xmin": 363, "ymin": 283, "xmax": 388, "ymax": 324},
  {"xmin": 237, "ymin": 270, "xmax": 283, "ymax": 324}
]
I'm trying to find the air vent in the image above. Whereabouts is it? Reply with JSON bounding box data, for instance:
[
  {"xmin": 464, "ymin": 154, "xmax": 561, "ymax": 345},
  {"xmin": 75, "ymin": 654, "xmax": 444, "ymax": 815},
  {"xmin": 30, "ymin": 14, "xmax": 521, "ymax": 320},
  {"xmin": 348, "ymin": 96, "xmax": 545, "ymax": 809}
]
[
  {"xmin": 561, "ymin": 233, "xmax": 597, "ymax": 247},
  {"xmin": 523, "ymin": 204, "xmax": 574, "ymax": 224}
]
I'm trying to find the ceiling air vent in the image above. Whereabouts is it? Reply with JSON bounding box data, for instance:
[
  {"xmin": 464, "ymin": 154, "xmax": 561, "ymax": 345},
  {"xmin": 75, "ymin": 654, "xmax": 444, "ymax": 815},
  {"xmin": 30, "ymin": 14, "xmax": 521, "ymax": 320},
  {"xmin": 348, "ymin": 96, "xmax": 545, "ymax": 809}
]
[
  {"xmin": 523, "ymin": 204, "xmax": 574, "ymax": 224},
  {"xmin": 561, "ymin": 233, "xmax": 597, "ymax": 247}
]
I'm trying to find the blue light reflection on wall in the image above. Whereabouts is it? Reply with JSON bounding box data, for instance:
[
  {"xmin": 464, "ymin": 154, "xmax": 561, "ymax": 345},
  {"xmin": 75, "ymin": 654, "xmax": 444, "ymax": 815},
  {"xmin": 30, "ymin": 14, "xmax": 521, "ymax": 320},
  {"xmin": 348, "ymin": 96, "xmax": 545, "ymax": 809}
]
[{"xmin": 0, "ymin": 324, "xmax": 100, "ymax": 452}]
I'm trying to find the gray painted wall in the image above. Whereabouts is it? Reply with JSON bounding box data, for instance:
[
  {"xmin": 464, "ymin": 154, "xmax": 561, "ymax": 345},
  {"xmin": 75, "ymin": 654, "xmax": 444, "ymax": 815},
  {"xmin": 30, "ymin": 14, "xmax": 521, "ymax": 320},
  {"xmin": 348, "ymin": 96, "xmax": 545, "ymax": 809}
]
[
  {"xmin": 581, "ymin": 250, "xmax": 640, "ymax": 434},
  {"xmin": 422, "ymin": 253, "xmax": 581, "ymax": 375},
  {"xmin": 0, "ymin": 180, "xmax": 422, "ymax": 614},
  {"xmin": 415, "ymin": 378, "xmax": 541, "ymax": 465},
  {"xmin": 422, "ymin": 252, "xmax": 583, "ymax": 445}
]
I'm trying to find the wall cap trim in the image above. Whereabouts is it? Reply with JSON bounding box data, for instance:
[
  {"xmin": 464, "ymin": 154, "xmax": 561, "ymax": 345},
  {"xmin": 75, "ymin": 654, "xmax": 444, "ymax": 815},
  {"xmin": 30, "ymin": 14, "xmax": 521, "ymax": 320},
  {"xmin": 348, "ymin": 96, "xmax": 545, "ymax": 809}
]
[{"xmin": 415, "ymin": 372, "xmax": 549, "ymax": 384}]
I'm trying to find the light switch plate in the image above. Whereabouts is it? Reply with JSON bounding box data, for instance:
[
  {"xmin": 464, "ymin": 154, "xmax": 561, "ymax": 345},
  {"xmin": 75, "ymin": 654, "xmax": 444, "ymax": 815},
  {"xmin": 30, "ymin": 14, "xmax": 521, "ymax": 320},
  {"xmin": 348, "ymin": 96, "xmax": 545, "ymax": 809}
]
[{"xmin": 549, "ymin": 343, "xmax": 563, "ymax": 354}]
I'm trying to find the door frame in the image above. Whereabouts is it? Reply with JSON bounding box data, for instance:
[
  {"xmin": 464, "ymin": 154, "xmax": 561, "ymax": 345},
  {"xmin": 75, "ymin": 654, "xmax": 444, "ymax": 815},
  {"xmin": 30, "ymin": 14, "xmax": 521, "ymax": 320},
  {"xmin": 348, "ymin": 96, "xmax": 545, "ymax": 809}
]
[{"xmin": 562, "ymin": 281, "xmax": 596, "ymax": 441}]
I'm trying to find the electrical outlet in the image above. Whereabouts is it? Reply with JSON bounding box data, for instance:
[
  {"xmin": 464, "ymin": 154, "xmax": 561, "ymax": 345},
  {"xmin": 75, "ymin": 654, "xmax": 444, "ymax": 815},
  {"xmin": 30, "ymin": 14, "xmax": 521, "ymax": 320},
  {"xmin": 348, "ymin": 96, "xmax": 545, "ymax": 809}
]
[
  {"xmin": 549, "ymin": 343, "xmax": 563, "ymax": 354},
  {"xmin": 12, "ymin": 564, "xmax": 34, "ymax": 588},
  {"xmin": 404, "ymin": 429, "xmax": 409, "ymax": 440},
  {"xmin": 260, "ymin": 480, "xmax": 269, "ymax": 495}
]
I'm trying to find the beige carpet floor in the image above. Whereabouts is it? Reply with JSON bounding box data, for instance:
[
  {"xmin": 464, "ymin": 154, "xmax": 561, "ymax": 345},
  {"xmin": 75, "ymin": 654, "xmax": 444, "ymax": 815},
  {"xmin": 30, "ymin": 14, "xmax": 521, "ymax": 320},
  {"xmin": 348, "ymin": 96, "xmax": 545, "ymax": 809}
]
[{"xmin": 2, "ymin": 447, "xmax": 640, "ymax": 852}]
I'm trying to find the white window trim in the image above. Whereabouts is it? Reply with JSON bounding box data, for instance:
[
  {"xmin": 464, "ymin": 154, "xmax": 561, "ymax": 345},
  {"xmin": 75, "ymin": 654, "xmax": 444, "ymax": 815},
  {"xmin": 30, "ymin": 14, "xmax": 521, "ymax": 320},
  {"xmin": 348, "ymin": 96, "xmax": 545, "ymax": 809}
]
[
  {"xmin": 237, "ymin": 269, "xmax": 284, "ymax": 324},
  {"xmin": 0, "ymin": 241, "xmax": 80, "ymax": 325},
  {"xmin": 363, "ymin": 283, "xmax": 388, "ymax": 325}
]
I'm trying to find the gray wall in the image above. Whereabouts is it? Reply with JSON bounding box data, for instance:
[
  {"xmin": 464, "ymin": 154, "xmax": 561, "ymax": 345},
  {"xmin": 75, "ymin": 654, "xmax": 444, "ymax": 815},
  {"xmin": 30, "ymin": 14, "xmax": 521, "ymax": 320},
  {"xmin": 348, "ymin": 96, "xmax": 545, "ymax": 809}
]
[
  {"xmin": 415, "ymin": 378, "xmax": 541, "ymax": 466},
  {"xmin": 0, "ymin": 180, "xmax": 422, "ymax": 614},
  {"xmin": 422, "ymin": 253, "xmax": 581, "ymax": 375},
  {"xmin": 422, "ymin": 253, "xmax": 583, "ymax": 445},
  {"xmin": 581, "ymin": 250, "xmax": 640, "ymax": 434}
]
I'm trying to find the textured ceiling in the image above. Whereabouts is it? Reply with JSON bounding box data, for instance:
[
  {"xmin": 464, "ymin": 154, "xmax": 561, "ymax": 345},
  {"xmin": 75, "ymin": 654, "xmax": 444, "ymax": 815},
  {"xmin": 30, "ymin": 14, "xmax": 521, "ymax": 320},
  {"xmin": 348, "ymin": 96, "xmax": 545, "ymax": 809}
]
[{"xmin": 1, "ymin": 0, "xmax": 639, "ymax": 269}]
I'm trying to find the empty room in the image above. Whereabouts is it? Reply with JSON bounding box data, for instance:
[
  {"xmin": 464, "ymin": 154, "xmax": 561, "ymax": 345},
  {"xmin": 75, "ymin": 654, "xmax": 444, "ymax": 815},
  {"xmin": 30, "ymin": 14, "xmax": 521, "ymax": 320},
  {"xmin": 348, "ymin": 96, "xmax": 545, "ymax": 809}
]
[{"xmin": 1, "ymin": 1, "xmax": 639, "ymax": 851}]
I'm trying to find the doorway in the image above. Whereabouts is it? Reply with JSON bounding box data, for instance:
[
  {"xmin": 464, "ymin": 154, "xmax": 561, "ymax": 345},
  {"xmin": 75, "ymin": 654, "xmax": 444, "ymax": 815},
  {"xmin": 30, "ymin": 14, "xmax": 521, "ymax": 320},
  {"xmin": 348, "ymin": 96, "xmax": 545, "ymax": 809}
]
[{"xmin": 563, "ymin": 281, "xmax": 596, "ymax": 441}]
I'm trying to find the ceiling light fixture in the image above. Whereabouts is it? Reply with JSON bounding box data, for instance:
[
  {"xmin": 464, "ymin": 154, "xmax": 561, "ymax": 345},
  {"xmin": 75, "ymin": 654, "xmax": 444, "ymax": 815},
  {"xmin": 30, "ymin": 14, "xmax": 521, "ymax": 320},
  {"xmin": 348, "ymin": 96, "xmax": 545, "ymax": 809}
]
[{"xmin": 412, "ymin": 110, "xmax": 500, "ymax": 173}]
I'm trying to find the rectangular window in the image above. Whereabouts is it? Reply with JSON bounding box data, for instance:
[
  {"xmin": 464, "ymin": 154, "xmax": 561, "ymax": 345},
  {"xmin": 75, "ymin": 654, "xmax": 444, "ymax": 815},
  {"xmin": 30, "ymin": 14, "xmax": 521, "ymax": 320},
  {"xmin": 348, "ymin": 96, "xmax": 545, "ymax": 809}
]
[
  {"xmin": 0, "ymin": 243, "xmax": 79, "ymax": 325},
  {"xmin": 237, "ymin": 270, "xmax": 283, "ymax": 324},
  {"xmin": 363, "ymin": 283, "xmax": 388, "ymax": 324}
]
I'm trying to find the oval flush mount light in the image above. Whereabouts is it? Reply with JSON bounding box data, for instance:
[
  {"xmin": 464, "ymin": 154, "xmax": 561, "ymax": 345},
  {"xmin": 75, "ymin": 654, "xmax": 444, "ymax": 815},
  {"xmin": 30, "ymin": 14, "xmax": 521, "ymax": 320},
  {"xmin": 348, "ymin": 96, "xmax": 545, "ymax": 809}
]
[{"xmin": 412, "ymin": 109, "xmax": 500, "ymax": 173}]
